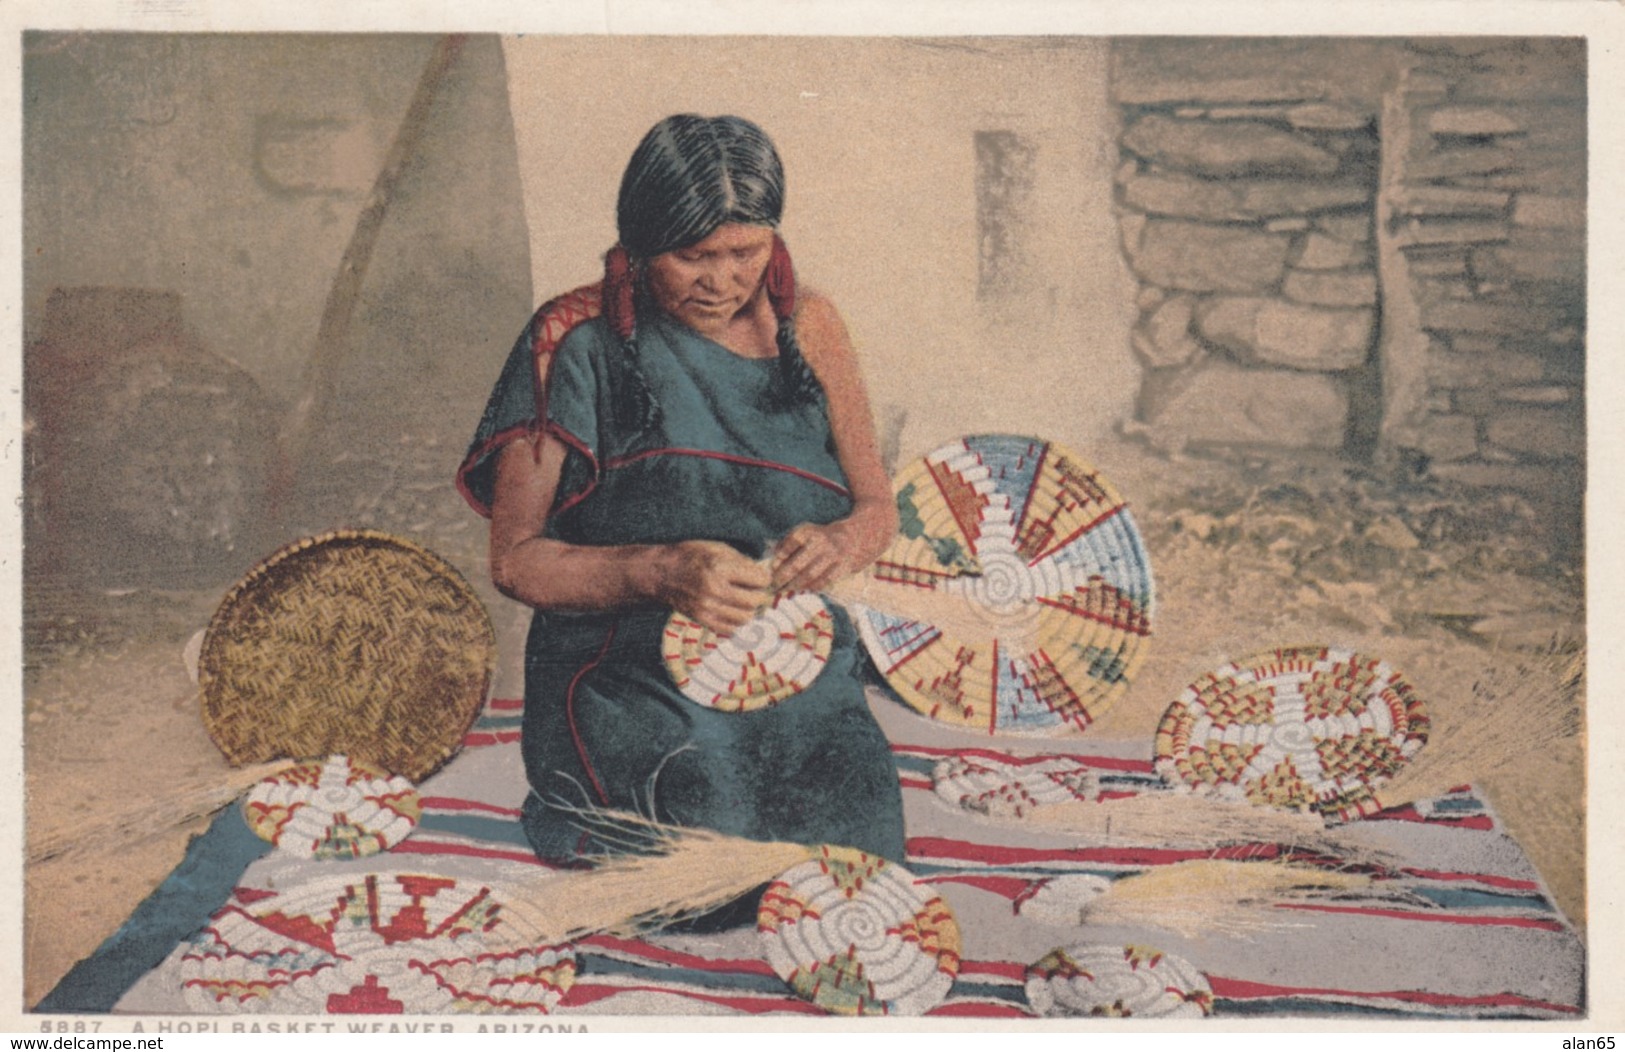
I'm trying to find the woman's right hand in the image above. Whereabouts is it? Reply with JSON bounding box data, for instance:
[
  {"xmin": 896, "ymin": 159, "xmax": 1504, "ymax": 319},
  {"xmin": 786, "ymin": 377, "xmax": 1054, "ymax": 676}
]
[{"xmin": 655, "ymin": 540, "xmax": 772, "ymax": 635}]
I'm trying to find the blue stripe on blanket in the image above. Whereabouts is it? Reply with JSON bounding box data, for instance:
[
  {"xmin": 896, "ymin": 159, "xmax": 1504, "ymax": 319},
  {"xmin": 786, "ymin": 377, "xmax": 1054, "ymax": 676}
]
[{"xmin": 418, "ymin": 813, "xmax": 533, "ymax": 846}]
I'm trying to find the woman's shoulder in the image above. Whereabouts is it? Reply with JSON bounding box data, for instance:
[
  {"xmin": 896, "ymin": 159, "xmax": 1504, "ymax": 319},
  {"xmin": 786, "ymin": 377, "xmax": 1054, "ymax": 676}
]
[
  {"xmin": 793, "ymin": 286, "xmax": 854, "ymax": 365},
  {"xmin": 527, "ymin": 282, "xmax": 614, "ymax": 361},
  {"xmin": 794, "ymin": 284, "xmax": 841, "ymax": 324}
]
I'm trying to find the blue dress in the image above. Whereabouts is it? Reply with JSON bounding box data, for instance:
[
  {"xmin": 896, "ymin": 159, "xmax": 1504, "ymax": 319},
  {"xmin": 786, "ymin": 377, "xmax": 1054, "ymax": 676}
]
[{"xmin": 459, "ymin": 288, "xmax": 906, "ymax": 866}]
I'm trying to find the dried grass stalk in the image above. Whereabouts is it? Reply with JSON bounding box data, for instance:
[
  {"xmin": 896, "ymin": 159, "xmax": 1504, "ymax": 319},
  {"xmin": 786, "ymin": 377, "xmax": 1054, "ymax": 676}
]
[
  {"xmin": 494, "ymin": 807, "xmax": 816, "ymax": 947},
  {"xmin": 1087, "ymin": 859, "xmax": 1372, "ymax": 939},
  {"xmin": 1370, "ymin": 644, "xmax": 1583, "ymax": 813},
  {"xmin": 28, "ymin": 760, "xmax": 287, "ymax": 865},
  {"xmin": 1026, "ymin": 793, "xmax": 1331, "ymax": 850}
]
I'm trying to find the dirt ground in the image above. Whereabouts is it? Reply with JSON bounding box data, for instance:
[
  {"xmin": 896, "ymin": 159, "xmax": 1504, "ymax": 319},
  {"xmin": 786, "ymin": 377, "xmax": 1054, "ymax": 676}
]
[{"xmin": 20, "ymin": 428, "xmax": 1587, "ymax": 1012}]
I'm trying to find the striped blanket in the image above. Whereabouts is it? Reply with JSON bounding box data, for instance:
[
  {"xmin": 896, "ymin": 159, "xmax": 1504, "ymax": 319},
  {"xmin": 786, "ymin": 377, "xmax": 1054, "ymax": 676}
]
[{"xmin": 112, "ymin": 692, "xmax": 1585, "ymax": 1020}]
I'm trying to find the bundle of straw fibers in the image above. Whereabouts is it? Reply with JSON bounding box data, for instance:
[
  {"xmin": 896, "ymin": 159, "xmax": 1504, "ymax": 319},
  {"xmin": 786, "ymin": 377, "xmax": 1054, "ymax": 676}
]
[
  {"xmin": 1017, "ymin": 859, "xmax": 1373, "ymax": 940},
  {"xmin": 493, "ymin": 811, "xmax": 963, "ymax": 1015},
  {"xmin": 1363, "ymin": 643, "xmax": 1583, "ymax": 816},
  {"xmin": 498, "ymin": 816, "xmax": 1367, "ymax": 949},
  {"xmin": 1019, "ymin": 791, "xmax": 1334, "ymax": 853},
  {"xmin": 927, "ymin": 751, "xmax": 1346, "ymax": 856},
  {"xmin": 28, "ymin": 759, "xmax": 288, "ymax": 865},
  {"xmin": 493, "ymin": 819, "xmax": 817, "ymax": 946}
]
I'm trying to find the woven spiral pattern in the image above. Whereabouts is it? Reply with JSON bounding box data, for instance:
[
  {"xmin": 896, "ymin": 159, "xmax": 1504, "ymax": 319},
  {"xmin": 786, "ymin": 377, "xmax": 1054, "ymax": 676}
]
[
  {"xmin": 931, "ymin": 755, "xmax": 1099, "ymax": 818},
  {"xmin": 242, "ymin": 755, "xmax": 420, "ymax": 860},
  {"xmin": 178, "ymin": 874, "xmax": 576, "ymax": 1014},
  {"xmin": 1025, "ymin": 944, "xmax": 1213, "ymax": 1018},
  {"xmin": 199, "ymin": 530, "xmax": 496, "ymax": 783},
  {"xmin": 853, "ymin": 434, "xmax": 1154, "ymax": 735},
  {"xmin": 662, "ymin": 593, "xmax": 834, "ymax": 712},
  {"xmin": 1155, "ymin": 645, "xmax": 1430, "ymax": 821},
  {"xmin": 757, "ymin": 846, "xmax": 961, "ymax": 1015}
]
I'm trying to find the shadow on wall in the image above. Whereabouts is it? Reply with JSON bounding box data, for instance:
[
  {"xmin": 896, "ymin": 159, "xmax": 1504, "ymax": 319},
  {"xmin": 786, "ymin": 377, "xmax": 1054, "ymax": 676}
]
[
  {"xmin": 25, "ymin": 287, "xmax": 278, "ymax": 585},
  {"xmin": 23, "ymin": 34, "xmax": 534, "ymax": 587}
]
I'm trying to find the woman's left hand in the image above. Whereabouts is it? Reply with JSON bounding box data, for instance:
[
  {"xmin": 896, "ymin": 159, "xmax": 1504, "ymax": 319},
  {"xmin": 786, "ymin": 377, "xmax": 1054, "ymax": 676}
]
[{"xmin": 771, "ymin": 522, "xmax": 855, "ymax": 594}]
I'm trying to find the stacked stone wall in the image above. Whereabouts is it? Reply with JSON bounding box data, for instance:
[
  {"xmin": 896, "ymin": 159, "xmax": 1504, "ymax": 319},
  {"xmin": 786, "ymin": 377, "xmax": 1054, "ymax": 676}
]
[
  {"xmin": 1382, "ymin": 38, "xmax": 1585, "ymax": 493},
  {"xmin": 1112, "ymin": 40, "xmax": 1388, "ymax": 455},
  {"xmin": 1110, "ymin": 38, "xmax": 1585, "ymax": 498}
]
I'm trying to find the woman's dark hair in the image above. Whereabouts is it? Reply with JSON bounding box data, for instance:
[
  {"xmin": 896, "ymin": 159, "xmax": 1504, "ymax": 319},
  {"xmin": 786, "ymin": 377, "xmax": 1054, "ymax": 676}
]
[
  {"xmin": 605, "ymin": 114, "xmax": 821, "ymax": 437},
  {"xmin": 616, "ymin": 114, "xmax": 784, "ymax": 258}
]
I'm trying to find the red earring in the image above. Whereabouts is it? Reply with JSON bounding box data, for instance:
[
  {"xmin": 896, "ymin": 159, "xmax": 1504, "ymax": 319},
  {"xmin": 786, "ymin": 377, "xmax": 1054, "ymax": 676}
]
[
  {"xmin": 603, "ymin": 244, "xmax": 636, "ymax": 340},
  {"xmin": 766, "ymin": 234, "xmax": 796, "ymax": 322}
]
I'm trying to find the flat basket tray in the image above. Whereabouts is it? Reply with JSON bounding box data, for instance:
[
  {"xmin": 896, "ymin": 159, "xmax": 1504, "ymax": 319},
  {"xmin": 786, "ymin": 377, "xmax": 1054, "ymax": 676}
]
[{"xmin": 198, "ymin": 529, "xmax": 496, "ymax": 783}]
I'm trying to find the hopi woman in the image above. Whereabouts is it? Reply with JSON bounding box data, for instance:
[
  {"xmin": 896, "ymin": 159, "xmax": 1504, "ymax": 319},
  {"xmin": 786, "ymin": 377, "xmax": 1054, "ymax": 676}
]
[{"xmin": 458, "ymin": 115, "xmax": 906, "ymax": 881}]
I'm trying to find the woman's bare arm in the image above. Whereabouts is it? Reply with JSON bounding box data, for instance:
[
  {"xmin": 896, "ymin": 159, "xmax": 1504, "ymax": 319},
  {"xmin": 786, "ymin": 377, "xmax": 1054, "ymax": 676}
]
[
  {"xmin": 488, "ymin": 435, "xmax": 770, "ymax": 632},
  {"xmin": 771, "ymin": 290, "xmax": 900, "ymax": 591}
]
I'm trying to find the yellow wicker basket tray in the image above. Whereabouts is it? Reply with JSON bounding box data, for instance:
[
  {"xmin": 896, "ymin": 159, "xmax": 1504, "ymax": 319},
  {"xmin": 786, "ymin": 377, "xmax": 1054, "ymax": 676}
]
[{"xmin": 198, "ymin": 529, "xmax": 496, "ymax": 782}]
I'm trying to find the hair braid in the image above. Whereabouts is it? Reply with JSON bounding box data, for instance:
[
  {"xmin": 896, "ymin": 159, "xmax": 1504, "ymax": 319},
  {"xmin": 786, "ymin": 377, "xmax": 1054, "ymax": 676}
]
[{"xmin": 773, "ymin": 316, "xmax": 824, "ymax": 409}]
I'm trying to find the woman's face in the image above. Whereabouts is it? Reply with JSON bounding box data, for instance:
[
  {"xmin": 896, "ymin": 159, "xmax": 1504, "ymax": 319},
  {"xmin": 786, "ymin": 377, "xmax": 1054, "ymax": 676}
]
[{"xmin": 645, "ymin": 223, "xmax": 775, "ymax": 337}]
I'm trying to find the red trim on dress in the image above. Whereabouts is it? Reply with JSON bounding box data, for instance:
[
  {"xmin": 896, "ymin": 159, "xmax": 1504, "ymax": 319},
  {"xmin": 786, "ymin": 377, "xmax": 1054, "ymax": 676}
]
[
  {"xmin": 454, "ymin": 283, "xmax": 606, "ymax": 519},
  {"xmin": 566, "ymin": 623, "xmax": 618, "ymax": 806},
  {"xmin": 454, "ymin": 422, "xmax": 539, "ymax": 519},
  {"xmin": 546, "ymin": 422, "xmax": 603, "ymax": 517}
]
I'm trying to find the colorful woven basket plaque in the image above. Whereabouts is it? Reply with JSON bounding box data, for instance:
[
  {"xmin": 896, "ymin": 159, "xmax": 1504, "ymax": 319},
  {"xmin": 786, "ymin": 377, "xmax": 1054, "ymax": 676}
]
[
  {"xmin": 242, "ymin": 755, "xmax": 421, "ymax": 860},
  {"xmin": 757, "ymin": 846, "xmax": 962, "ymax": 1015},
  {"xmin": 1154, "ymin": 645, "xmax": 1429, "ymax": 821},
  {"xmin": 199, "ymin": 529, "xmax": 496, "ymax": 783},
  {"xmin": 663, "ymin": 592, "xmax": 834, "ymax": 712},
  {"xmin": 178, "ymin": 874, "xmax": 576, "ymax": 1014},
  {"xmin": 931, "ymin": 754, "xmax": 1099, "ymax": 818},
  {"xmin": 852, "ymin": 434, "xmax": 1153, "ymax": 735},
  {"xmin": 1025, "ymin": 944, "xmax": 1213, "ymax": 1018}
]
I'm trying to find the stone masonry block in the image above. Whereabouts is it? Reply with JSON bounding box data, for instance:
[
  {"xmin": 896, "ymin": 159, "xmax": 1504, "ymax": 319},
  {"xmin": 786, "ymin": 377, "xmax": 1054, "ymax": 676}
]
[
  {"xmin": 1125, "ymin": 219, "xmax": 1293, "ymax": 293},
  {"xmin": 1196, "ymin": 296, "xmax": 1374, "ymax": 370},
  {"xmin": 1283, "ymin": 269, "xmax": 1379, "ymax": 308},
  {"xmin": 1122, "ymin": 115, "xmax": 1341, "ymax": 178},
  {"xmin": 1139, "ymin": 358, "xmax": 1348, "ymax": 451}
]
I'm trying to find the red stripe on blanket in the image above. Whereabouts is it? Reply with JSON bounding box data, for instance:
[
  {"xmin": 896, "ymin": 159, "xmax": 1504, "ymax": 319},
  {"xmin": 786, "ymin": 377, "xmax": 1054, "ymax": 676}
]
[
  {"xmin": 418, "ymin": 797, "xmax": 524, "ymax": 818},
  {"xmin": 891, "ymin": 743, "xmax": 1155, "ymax": 774},
  {"xmin": 927, "ymin": 1002, "xmax": 1032, "ymax": 1018},
  {"xmin": 1207, "ymin": 976, "xmax": 1581, "ymax": 1014},
  {"xmin": 580, "ymin": 934, "xmax": 780, "ymax": 976},
  {"xmin": 899, "ymin": 776, "xmax": 933, "ymax": 791},
  {"xmin": 463, "ymin": 731, "xmax": 522, "ymax": 747},
  {"xmin": 1274, "ymin": 903, "xmax": 1565, "ymax": 931},
  {"xmin": 1368, "ymin": 806, "xmax": 1495, "ymax": 830},
  {"xmin": 487, "ymin": 698, "xmax": 524, "ymax": 711},
  {"xmin": 1401, "ymin": 868, "xmax": 1541, "ymax": 892},
  {"xmin": 562, "ymin": 983, "xmax": 824, "ymax": 1015},
  {"xmin": 920, "ymin": 873, "xmax": 1034, "ymax": 899},
  {"xmin": 906, "ymin": 835, "xmax": 1266, "ymax": 868},
  {"xmin": 389, "ymin": 840, "xmax": 554, "ymax": 868},
  {"xmin": 959, "ymin": 960, "xmax": 1030, "ymax": 982}
]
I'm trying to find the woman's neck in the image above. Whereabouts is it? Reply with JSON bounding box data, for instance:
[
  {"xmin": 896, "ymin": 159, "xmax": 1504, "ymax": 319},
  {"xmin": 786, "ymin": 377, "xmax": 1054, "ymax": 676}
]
[{"xmin": 648, "ymin": 282, "xmax": 780, "ymax": 359}]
